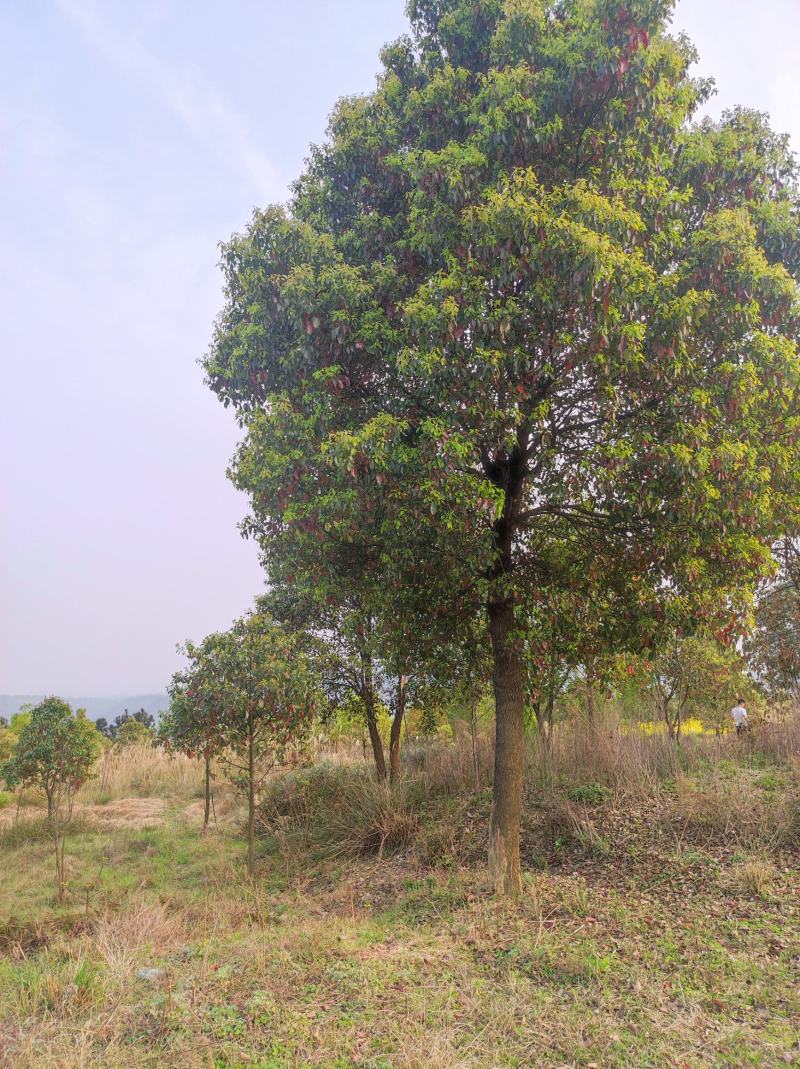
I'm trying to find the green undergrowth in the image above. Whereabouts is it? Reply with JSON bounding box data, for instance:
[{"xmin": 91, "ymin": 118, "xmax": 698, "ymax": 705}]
[{"xmin": 0, "ymin": 760, "xmax": 799, "ymax": 1068}]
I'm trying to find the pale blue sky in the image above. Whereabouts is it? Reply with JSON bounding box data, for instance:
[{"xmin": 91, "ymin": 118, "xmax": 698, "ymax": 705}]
[{"xmin": 1, "ymin": 0, "xmax": 798, "ymax": 695}]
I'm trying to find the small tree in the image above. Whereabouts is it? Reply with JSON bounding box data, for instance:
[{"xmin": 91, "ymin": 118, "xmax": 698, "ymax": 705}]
[
  {"xmin": 172, "ymin": 613, "xmax": 318, "ymax": 873},
  {"xmin": 264, "ymin": 589, "xmax": 391, "ymax": 779},
  {"xmin": 164, "ymin": 646, "xmax": 230, "ymax": 833},
  {"xmin": 648, "ymin": 633, "xmax": 755, "ymax": 740},
  {"xmin": 746, "ymin": 538, "xmax": 800, "ymax": 700},
  {"xmin": 1, "ymin": 698, "xmax": 101, "ymax": 901},
  {"xmin": 115, "ymin": 719, "xmax": 154, "ymax": 747},
  {"xmin": 0, "ymin": 725, "xmax": 15, "ymax": 763},
  {"xmin": 102, "ymin": 709, "xmax": 157, "ymax": 741},
  {"xmin": 8, "ymin": 711, "xmax": 32, "ymax": 737}
]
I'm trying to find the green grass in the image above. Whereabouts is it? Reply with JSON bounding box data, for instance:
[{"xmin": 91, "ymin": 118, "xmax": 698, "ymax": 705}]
[
  {"xmin": 0, "ymin": 766, "xmax": 799, "ymax": 1069},
  {"xmin": 567, "ymin": 782, "xmax": 614, "ymax": 805}
]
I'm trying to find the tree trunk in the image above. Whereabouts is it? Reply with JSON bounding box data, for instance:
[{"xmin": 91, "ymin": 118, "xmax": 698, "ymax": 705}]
[
  {"xmin": 389, "ymin": 674, "xmax": 408, "ymax": 783},
  {"xmin": 545, "ymin": 692, "xmax": 555, "ymax": 739},
  {"xmin": 534, "ymin": 701, "xmax": 553, "ymax": 750},
  {"xmin": 247, "ymin": 725, "xmax": 255, "ymax": 876},
  {"xmin": 363, "ymin": 666, "xmax": 387, "ymax": 781},
  {"xmin": 585, "ymin": 677, "xmax": 596, "ymax": 723},
  {"xmin": 203, "ymin": 755, "xmax": 211, "ymax": 833},
  {"xmin": 661, "ymin": 697, "xmax": 675, "ymax": 740},
  {"xmin": 487, "ymin": 598, "xmax": 525, "ymax": 896},
  {"xmin": 470, "ymin": 703, "xmax": 481, "ymax": 791},
  {"xmin": 52, "ymin": 807, "xmax": 66, "ymax": 903}
]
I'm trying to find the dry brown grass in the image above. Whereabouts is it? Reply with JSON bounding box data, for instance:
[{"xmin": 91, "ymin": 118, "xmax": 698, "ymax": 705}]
[
  {"xmin": 81, "ymin": 798, "xmax": 167, "ymax": 830},
  {"xmin": 2, "ymin": 722, "xmax": 800, "ymax": 1069},
  {"xmin": 671, "ymin": 766, "xmax": 800, "ymax": 849},
  {"xmin": 323, "ymin": 780, "xmax": 421, "ymax": 859},
  {"xmin": 531, "ymin": 714, "xmax": 683, "ymax": 797},
  {"xmin": 259, "ymin": 765, "xmax": 424, "ymax": 862},
  {"xmin": 529, "ymin": 706, "xmax": 800, "ymax": 803},
  {"xmin": 92, "ymin": 897, "xmax": 188, "ymax": 980},
  {"xmin": 753, "ymin": 704, "xmax": 800, "ymax": 762},
  {"xmin": 78, "ymin": 745, "xmax": 205, "ymax": 804},
  {"xmin": 406, "ymin": 730, "xmax": 495, "ymax": 793},
  {"xmin": 729, "ymin": 858, "xmax": 779, "ymax": 897}
]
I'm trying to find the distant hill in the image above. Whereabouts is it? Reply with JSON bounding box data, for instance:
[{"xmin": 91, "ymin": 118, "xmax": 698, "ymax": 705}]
[{"xmin": 0, "ymin": 694, "xmax": 169, "ymax": 722}]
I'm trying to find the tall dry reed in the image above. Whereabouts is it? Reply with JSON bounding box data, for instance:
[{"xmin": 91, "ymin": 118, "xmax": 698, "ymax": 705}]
[{"xmin": 78, "ymin": 744, "xmax": 205, "ymax": 803}]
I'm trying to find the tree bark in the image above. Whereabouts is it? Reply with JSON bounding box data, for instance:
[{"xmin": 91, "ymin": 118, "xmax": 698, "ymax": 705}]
[
  {"xmin": 51, "ymin": 805, "xmax": 66, "ymax": 903},
  {"xmin": 247, "ymin": 721, "xmax": 255, "ymax": 876},
  {"xmin": 585, "ymin": 674, "xmax": 596, "ymax": 722},
  {"xmin": 470, "ymin": 703, "xmax": 481, "ymax": 791},
  {"xmin": 389, "ymin": 674, "xmax": 408, "ymax": 782},
  {"xmin": 487, "ymin": 598, "xmax": 525, "ymax": 896},
  {"xmin": 534, "ymin": 695, "xmax": 555, "ymax": 772},
  {"xmin": 365, "ymin": 700, "xmax": 387, "ymax": 781},
  {"xmin": 363, "ymin": 658, "xmax": 387, "ymax": 780},
  {"xmin": 203, "ymin": 755, "xmax": 211, "ymax": 833}
]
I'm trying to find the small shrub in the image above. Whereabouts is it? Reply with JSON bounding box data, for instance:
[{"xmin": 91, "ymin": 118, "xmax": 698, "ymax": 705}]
[
  {"xmin": 731, "ymin": 859, "xmax": 777, "ymax": 897},
  {"xmin": 568, "ymin": 783, "xmax": 613, "ymax": 806},
  {"xmin": 556, "ymin": 880, "xmax": 594, "ymax": 917},
  {"xmin": 414, "ymin": 820, "xmax": 456, "ymax": 867},
  {"xmin": 322, "ymin": 781, "xmax": 420, "ymax": 858},
  {"xmin": 755, "ymin": 772, "xmax": 785, "ymax": 792},
  {"xmin": 259, "ymin": 765, "xmax": 421, "ymax": 859},
  {"xmin": 571, "ymin": 818, "xmax": 612, "ymax": 858},
  {"xmin": 0, "ymin": 790, "xmax": 13, "ymax": 809}
]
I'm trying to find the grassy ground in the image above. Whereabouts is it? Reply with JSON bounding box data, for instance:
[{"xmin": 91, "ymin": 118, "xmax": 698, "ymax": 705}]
[{"xmin": 1, "ymin": 740, "xmax": 799, "ymax": 1069}]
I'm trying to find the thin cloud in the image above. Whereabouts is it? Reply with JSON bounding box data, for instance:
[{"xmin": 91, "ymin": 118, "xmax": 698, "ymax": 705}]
[{"xmin": 56, "ymin": 0, "xmax": 284, "ymax": 203}]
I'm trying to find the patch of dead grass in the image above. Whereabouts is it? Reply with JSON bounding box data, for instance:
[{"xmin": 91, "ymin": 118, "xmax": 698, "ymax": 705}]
[{"xmin": 81, "ymin": 798, "xmax": 166, "ymax": 830}]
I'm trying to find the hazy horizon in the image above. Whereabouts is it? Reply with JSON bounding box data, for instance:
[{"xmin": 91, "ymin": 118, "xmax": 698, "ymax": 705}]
[{"xmin": 1, "ymin": 0, "xmax": 798, "ymax": 695}]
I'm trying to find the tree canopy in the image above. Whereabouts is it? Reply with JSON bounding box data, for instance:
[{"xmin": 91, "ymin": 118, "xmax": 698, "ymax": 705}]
[{"xmin": 206, "ymin": 0, "xmax": 800, "ymax": 892}]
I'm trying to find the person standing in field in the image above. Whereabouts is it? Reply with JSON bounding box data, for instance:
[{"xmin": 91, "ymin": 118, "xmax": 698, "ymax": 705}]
[{"xmin": 730, "ymin": 699, "xmax": 749, "ymax": 736}]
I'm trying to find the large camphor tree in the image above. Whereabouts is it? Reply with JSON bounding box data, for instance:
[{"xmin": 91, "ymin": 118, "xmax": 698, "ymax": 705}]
[{"xmin": 206, "ymin": 0, "xmax": 800, "ymax": 893}]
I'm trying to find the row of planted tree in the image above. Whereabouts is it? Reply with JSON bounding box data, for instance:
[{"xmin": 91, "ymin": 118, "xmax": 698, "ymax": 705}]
[{"xmin": 0, "ymin": 569, "xmax": 793, "ymax": 901}]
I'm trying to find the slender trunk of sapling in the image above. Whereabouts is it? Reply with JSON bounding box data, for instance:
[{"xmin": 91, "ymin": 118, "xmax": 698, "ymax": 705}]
[
  {"xmin": 366, "ymin": 706, "xmax": 387, "ymax": 782},
  {"xmin": 363, "ymin": 663, "xmax": 387, "ymax": 781},
  {"xmin": 203, "ymin": 755, "xmax": 211, "ymax": 833},
  {"xmin": 389, "ymin": 674, "xmax": 407, "ymax": 783},
  {"xmin": 52, "ymin": 806, "xmax": 66, "ymax": 903},
  {"xmin": 247, "ymin": 720, "xmax": 255, "ymax": 876},
  {"xmin": 57, "ymin": 834, "xmax": 66, "ymax": 903},
  {"xmin": 585, "ymin": 681, "xmax": 596, "ymax": 723},
  {"xmin": 470, "ymin": 703, "xmax": 480, "ymax": 792}
]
